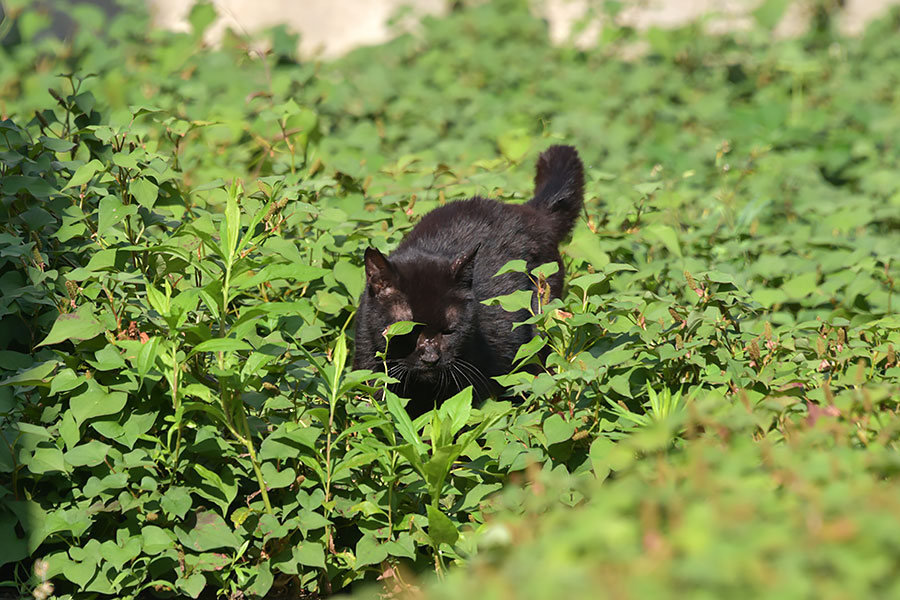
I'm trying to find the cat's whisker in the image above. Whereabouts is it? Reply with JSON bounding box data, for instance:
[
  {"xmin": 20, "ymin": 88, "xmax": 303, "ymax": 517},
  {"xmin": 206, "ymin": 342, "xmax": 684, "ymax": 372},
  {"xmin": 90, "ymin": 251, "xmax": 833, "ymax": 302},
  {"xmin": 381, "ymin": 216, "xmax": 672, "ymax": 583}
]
[
  {"xmin": 450, "ymin": 365, "xmax": 465, "ymax": 394},
  {"xmin": 454, "ymin": 359, "xmax": 490, "ymax": 396},
  {"xmin": 439, "ymin": 368, "xmax": 448, "ymax": 398}
]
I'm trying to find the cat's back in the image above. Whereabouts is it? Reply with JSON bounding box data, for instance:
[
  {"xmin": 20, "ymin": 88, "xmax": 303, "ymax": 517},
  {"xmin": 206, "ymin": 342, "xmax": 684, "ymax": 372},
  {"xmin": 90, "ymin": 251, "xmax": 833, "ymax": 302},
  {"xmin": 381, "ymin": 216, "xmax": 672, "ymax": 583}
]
[{"xmin": 394, "ymin": 196, "xmax": 549, "ymax": 258}]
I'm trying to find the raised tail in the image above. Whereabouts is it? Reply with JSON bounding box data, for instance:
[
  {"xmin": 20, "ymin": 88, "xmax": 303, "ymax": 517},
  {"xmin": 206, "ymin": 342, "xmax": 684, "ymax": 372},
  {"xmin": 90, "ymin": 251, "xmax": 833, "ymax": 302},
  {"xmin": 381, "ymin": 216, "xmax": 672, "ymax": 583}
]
[{"xmin": 527, "ymin": 144, "xmax": 585, "ymax": 243}]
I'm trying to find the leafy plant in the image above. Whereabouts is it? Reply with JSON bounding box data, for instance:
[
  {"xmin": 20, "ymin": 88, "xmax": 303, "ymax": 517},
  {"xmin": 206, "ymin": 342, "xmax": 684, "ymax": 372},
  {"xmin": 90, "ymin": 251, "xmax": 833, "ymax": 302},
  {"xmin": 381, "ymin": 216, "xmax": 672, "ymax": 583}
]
[{"xmin": 0, "ymin": 0, "xmax": 899, "ymax": 598}]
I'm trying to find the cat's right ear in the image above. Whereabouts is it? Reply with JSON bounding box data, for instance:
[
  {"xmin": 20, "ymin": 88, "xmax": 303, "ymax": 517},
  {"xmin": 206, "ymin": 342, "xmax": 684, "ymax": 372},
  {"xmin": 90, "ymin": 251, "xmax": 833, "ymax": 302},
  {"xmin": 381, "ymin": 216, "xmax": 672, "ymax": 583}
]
[
  {"xmin": 451, "ymin": 243, "xmax": 480, "ymax": 286},
  {"xmin": 364, "ymin": 248, "xmax": 397, "ymax": 296}
]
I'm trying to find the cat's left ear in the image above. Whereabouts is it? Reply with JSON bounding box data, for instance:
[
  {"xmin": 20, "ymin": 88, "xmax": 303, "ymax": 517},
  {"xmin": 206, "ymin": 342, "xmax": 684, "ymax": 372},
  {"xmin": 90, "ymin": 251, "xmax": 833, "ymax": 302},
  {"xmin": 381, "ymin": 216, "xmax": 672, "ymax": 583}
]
[
  {"xmin": 451, "ymin": 243, "xmax": 480, "ymax": 286},
  {"xmin": 364, "ymin": 247, "xmax": 397, "ymax": 296}
]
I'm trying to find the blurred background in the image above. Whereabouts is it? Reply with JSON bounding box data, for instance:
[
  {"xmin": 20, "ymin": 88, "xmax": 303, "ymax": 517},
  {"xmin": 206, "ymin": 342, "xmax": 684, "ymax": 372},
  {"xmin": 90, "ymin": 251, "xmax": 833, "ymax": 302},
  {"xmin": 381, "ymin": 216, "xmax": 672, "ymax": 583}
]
[{"xmin": 8, "ymin": 0, "xmax": 900, "ymax": 58}]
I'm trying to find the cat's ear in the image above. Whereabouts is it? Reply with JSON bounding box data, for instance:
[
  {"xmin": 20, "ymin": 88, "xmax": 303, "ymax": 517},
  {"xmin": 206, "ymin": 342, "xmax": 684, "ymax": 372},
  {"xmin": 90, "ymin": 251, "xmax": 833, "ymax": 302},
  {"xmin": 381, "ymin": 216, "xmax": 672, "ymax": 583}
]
[
  {"xmin": 364, "ymin": 247, "xmax": 397, "ymax": 296},
  {"xmin": 451, "ymin": 243, "xmax": 480, "ymax": 286}
]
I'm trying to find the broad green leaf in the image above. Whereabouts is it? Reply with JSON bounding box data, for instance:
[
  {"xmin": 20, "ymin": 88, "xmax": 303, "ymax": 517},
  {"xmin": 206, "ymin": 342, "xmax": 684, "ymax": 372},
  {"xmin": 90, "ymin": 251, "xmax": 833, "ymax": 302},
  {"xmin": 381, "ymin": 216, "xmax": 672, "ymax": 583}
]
[
  {"xmin": 497, "ymin": 128, "xmax": 531, "ymax": 162},
  {"xmin": 7, "ymin": 501, "xmax": 47, "ymax": 554},
  {"xmin": 2, "ymin": 360, "xmax": 59, "ymax": 386},
  {"xmin": 645, "ymin": 224, "xmax": 682, "ymax": 258},
  {"xmin": 355, "ymin": 534, "xmax": 388, "ymax": 567},
  {"xmin": 188, "ymin": 338, "xmax": 252, "ymax": 357},
  {"xmin": 193, "ymin": 464, "xmax": 237, "ymax": 513},
  {"xmin": 258, "ymin": 423, "xmax": 320, "ymax": 461},
  {"xmin": 543, "ymin": 414, "xmax": 576, "ymax": 446},
  {"xmin": 97, "ymin": 195, "xmax": 137, "ymax": 236},
  {"xmin": 495, "ymin": 259, "xmax": 528, "ymax": 276},
  {"xmin": 260, "ymin": 462, "xmax": 295, "ymax": 489},
  {"xmin": 176, "ymin": 511, "xmax": 241, "ymax": 552},
  {"xmin": 70, "ymin": 381, "xmax": 127, "ymax": 426},
  {"xmin": 426, "ymin": 504, "xmax": 459, "ymax": 548},
  {"xmin": 161, "ymin": 487, "xmax": 193, "ymax": 519},
  {"xmin": 64, "ymin": 440, "xmax": 110, "ymax": 467},
  {"xmin": 49, "ymin": 368, "xmax": 83, "ymax": 395},
  {"xmin": 177, "ymin": 573, "xmax": 206, "ymax": 599},
  {"xmin": 383, "ymin": 320, "xmax": 418, "ymax": 339},
  {"xmin": 64, "ymin": 159, "xmax": 104, "ymax": 189},
  {"xmin": 437, "ymin": 386, "xmax": 472, "ymax": 437},
  {"xmin": 386, "ymin": 390, "xmax": 427, "ymax": 453},
  {"xmin": 130, "ymin": 177, "xmax": 159, "ymax": 209},
  {"xmin": 28, "ymin": 447, "xmax": 67, "ymax": 474},
  {"xmin": 38, "ymin": 307, "xmax": 105, "ymax": 346},
  {"xmin": 531, "ymin": 261, "xmax": 560, "ymax": 278},
  {"xmin": 137, "ymin": 335, "xmax": 162, "ymax": 379},
  {"xmin": 293, "ymin": 542, "xmax": 325, "ymax": 568},
  {"xmin": 483, "ymin": 289, "xmax": 533, "ymax": 312},
  {"xmin": 141, "ymin": 525, "xmax": 175, "ymax": 555}
]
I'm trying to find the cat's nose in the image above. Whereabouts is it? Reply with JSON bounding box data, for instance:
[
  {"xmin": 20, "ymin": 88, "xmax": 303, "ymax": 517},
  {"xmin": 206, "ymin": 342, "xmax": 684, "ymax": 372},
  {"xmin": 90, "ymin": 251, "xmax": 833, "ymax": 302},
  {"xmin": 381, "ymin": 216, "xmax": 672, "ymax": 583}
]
[{"xmin": 420, "ymin": 347, "xmax": 440, "ymax": 365}]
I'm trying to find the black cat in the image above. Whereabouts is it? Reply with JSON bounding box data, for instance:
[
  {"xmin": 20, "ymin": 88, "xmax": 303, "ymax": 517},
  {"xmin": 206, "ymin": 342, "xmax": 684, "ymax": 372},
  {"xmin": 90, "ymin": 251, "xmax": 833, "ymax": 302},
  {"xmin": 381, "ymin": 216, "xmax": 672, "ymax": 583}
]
[{"xmin": 353, "ymin": 145, "xmax": 585, "ymax": 416}]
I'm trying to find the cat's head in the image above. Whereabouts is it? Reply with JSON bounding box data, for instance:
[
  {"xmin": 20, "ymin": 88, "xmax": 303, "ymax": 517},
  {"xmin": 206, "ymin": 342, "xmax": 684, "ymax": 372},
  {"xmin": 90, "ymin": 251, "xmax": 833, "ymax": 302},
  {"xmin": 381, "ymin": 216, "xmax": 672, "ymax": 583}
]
[{"xmin": 362, "ymin": 245, "xmax": 479, "ymax": 380}]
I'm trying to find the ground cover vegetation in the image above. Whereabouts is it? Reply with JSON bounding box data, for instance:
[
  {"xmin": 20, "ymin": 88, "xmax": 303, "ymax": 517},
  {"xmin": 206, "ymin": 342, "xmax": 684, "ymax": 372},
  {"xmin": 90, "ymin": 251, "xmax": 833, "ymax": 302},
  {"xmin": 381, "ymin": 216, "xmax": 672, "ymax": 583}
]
[{"xmin": 1, "ymin": 0, "xmax": 899, "ymax": 597}]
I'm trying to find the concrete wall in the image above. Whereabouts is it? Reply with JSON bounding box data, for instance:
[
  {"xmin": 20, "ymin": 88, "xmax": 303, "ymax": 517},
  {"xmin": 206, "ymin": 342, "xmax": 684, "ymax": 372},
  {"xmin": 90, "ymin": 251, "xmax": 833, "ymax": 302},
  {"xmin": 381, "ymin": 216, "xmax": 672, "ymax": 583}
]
[{"xmin": 146, "ymin": 0, "xmax": 900, "ymax": 58}]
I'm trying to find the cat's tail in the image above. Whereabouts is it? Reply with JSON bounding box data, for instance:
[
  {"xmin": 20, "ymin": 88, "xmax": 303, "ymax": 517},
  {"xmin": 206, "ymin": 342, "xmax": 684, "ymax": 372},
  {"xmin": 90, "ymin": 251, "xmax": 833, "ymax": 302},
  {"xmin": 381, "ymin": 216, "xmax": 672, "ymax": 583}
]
[{"xmin": 527, "ymin": 144, "xmax": 585, "ymax": 243}]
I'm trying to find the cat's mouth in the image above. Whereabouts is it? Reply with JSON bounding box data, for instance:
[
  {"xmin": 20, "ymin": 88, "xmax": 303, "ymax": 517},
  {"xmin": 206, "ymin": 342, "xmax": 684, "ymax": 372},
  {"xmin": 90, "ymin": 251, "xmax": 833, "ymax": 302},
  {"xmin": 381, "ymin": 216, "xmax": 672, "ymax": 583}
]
[{"xmin": 411, "ymin": 364, "xmax": 441, "ymax": 381}]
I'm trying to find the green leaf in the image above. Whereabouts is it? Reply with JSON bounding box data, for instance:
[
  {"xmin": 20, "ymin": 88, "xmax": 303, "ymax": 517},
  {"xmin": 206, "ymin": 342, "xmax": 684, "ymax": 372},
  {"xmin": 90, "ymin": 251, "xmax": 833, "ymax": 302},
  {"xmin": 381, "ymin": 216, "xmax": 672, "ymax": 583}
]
[
  {"xmin": 383, "ymin": 320, "xmax": 418, "ymax": 338},
  {"xmin": 39, "ymin": 136, "xmax": 76, "ymax": 152},
  {"xmin": 224, "ymin": 181, "xmax": 242, "ymax": 259},
  {"xmin": 131, "ymin": 177, "xmax": 159, "ymax": 209},
  {"xmin": 645, "ymin": 224, "xmax": 682, "ymax": 258},
  {"xmin": 386, "ymin": 390, "xmax": 427, "ymax": 453},
  {"xmin": 0, "ymin": 513, "xmax": 29, "ymax": 568},
  {"xmin": 293, "ymin": 542, "xmax": 325, "ymax": 568},
  {"xmin": 258, "ymin": 423, "xmax": 320, "ymax": 461},
  {"xmin": 355, "ymin": 533, "xmax": 388, "ymax": 567},
  {"xmin": 514, "ymin": 335, "xmax": 546, "ymax": 364},
  {"xmin": 193, "ymin": 464, "xmax": 237, "ymax": 513},
  {"xmin": 423, "ymin": 444, "xmax": 461, "ymax": 501},
  {"xmin": 137, "ymin": 336, "xmax": 162, "ymax": 379},
  {"xmin": 28, "ymin": 447, "xmax": 67, "ymax": 474},
  {"xmin": 50, "ymin": 368, "xmax": 83, "ymax": 395},
  {"xmin": 188, "ymin": 338, "xmax": 252, "ymax": 358},
  {"xmin": 188, "ymin": 1, "xmax": 217, "ymax": 36},
  {"xmin": 566, "ymin": 222, "xmax": 611, "ymax": 269},
  {"xmin": 543, "ymin": 413, "xmax": 576, "ymax": 445},
  {"xmin": 38, "ymin": 306, "xmax": 105, "ymax": 346},
  {"xmin": 7, "ymin": 501, "xmax": 47, "ymax": 554},
  {"xmin": 589, "ymin": 436, "xmax": 614, "ymax": 481},
  {"xmin": 531, "ymin": 261, "xmax": 560, "ymax": 278},
  {"xmin": 437, "ymin": 386, "xmax": 472, "ymax": 437},
  {"xmin": 331, "ymin": 334, "xmax": 348, "ymax": 394},
  {"xmin": 161, "ymin": 487, "xmax": 193, "ymax": 519},
  {"xmin": 497, "ymin": 128, "xmax": 531, "ymax": 162},
  {"xmin": 2, "ymin": 361, "xmax": 59, "ymax": 386},
  {"xmin": 176, "ymin": 510, "xmax": 241, "ymax": 552},
  {"xmin": 97, "ymin": 195, "xmax": 137, "ymax": 236},
  {"xmin": 141, "ymin": 525, "xmax": 175, "ymax": 555},
  {"xmin": 426, "ymin": 504, "xmax": 459, "ymax": 548},
  {"xmin": 782, "ymin": 272, "xmax": 817, "ymax": 299},
  {"xmin": 495, "ymin": 259, "xmax": 528, "ymax": 276},
  {"xmin": 64, "ymin": 440, "xmax": 110, "ymax": 467},
  {"xmin": 483, "ymin": 289, "xmax": 533, "ymax": 312},
  {"xmin": 69, "ymin": 380, "xmax": 127, "ymax": 427},
  {"xmin": 64, "ymin": 159, "xmax": 105, "ymax": 189},
  {"xmin": 260, "ymin": 462, "xmax": 295, "ymax": 489},
  {"xmin": 177, "ymin": 573, "xmax": 206, "ymax": 599}
]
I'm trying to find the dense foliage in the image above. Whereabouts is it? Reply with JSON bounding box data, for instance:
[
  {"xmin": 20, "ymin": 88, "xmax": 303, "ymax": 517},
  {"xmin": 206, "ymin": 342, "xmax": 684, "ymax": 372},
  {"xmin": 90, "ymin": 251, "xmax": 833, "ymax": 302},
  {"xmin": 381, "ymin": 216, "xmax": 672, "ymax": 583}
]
[{"xmin": 1, "ymin": 0, "xmax": 899, "ymax": 598}]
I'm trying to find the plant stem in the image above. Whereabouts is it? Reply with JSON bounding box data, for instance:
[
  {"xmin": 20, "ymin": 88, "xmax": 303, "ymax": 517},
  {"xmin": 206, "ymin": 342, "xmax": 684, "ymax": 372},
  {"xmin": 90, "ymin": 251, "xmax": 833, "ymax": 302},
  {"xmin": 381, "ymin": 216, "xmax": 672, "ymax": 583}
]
[{"xmin": 239, "ymin": 406, "xmax": 273, "ymax": 514}]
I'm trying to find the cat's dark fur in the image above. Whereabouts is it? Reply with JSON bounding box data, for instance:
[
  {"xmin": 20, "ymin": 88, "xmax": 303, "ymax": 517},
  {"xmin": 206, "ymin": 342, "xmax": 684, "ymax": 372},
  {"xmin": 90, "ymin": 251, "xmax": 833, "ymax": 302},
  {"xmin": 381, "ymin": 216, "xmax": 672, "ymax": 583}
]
[{"xmin": 353, "ymin": 145, "xmax": 585, "ymax": 416}]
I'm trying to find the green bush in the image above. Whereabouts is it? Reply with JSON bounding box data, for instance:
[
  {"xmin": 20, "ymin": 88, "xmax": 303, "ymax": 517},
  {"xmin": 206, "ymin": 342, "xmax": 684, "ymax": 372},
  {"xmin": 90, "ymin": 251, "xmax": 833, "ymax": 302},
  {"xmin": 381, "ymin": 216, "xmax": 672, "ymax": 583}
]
[{"xmin": 0, "ymin": 0, "xmax": 898, "ymax": 598}]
